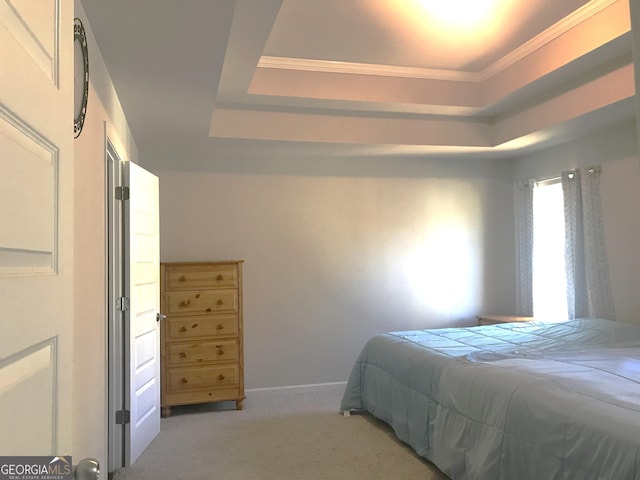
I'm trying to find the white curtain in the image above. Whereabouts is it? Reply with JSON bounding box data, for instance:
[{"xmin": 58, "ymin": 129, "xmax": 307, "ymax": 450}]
[
  {"xmin": 562, "ymin": 167, "xmax": 615, "ymax": 320},
  {"xmin": 514, "ymin": 167, "xmax": 615, "ymax": 320},
  {"xmin": 515, "ymin": 180, "xmax": 534, "ymax": 316}
]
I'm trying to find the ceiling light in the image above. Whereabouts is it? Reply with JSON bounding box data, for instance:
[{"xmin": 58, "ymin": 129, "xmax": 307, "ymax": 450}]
[{"xmin": 414, "ymin": 0, "xmax": 498, "ymax": 28}]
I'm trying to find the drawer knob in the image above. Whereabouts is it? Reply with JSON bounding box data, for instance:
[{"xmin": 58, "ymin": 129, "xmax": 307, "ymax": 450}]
[
  {"xmin": 217, "ymin": 348, "xmax": 224, "ymax": 356},
  {"xmin": 216, "ymin": 323, "xmax": 224, "ymax": 330},
  {"xmin": 216, "ymin": 274, "xmax": 223, "ymax": 281},
  {"xmin": 217, "ymin": 299, "xmax": 223, "ymax": 306},
  {"xmin": 218, "ymin": 374, "xmax": 225, "ymax": 381},
  {"xmin": 180, "ymin": 352, "xmax": 187, "ymax": 358},
  {"xmin": 179, "ymin": 275, "xmax": 186, "ymax": 282},
  {"xmin": 179, "ymin": 300, "xmax": 191, "ymax": 308},
  {"xmin": 179, "ymin": 326, "xmax": 187, "ymax": 333},
  {"xmin": 181, "ymin": 377, "xmax": 188, "ymax": 384}
]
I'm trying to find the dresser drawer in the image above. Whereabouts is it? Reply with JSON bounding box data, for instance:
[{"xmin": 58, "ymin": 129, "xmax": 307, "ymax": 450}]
[
  {"xmin": 165, "ymin": 264, "xmax": 238, "ymax": 291},
  {"xmin": 166, "ymin": 289, "xmax": 238, "ymax": 315},
  {"xmin": 167, "ymin": 364, "xmax": 238, "ymax": 392},
  {"xmin": 165, "ymin": 314, "xmax": 238, "ymax": 340},
  {"xmin": 167, "ymin": 339, "xmax": 238, "ymax": 366}
]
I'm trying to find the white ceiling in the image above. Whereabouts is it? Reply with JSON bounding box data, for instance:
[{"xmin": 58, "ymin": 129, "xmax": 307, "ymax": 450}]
[
  {"xmin": 80, "ymin": 0, "xmax": 635, "ymax": 162},
  {"xmin": 263, "ymin": 0, "xmax": 591, "ymax": 71}
]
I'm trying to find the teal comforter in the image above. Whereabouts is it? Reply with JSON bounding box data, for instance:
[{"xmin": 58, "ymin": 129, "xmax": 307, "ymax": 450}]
[{"xmin": 341, "ymin": 319, "xmax": 640, "ymax": 480}]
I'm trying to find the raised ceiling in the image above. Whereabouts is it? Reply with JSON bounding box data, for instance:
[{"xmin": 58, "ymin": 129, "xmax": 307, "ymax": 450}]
[
  {"xmin": 263, "ymin": 0, "xmax": 591, "ymax": 71},
  {"xmin": 81, "ymin": 0, "xmax": 635, "ymax": 161}
]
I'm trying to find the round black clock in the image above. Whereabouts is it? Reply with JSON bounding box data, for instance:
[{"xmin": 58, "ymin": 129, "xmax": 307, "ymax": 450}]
[{"xmin": 74, "ymin": 18, "xmax": 89, "ymax": 138}]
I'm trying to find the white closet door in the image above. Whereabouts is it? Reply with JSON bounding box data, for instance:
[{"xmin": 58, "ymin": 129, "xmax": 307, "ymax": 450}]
[{"xmin": 123, "ymin": 161, "xmax": 161, "ymax": 464}]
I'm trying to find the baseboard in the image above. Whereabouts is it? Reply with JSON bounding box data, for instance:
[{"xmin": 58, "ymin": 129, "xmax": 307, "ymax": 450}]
[{"xmin": 246, "ymin": 381, "xmax": 347, "ymax": 398}]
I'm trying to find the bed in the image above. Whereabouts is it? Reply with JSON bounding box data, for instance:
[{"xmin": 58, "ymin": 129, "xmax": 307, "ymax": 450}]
[{"xmin": 340, "ymin": 318, "xmax": 640, "ymax": 480}]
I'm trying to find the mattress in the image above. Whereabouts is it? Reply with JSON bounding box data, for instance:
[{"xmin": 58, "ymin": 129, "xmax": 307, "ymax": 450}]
[{"xmin": 341, "ymin": 318, "xmax": 640, "ymax": 480}]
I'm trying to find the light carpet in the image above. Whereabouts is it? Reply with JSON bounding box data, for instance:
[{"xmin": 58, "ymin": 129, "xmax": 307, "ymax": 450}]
[{"xmin": 111, "ymin": 387, "xmax": 448, "ymax": 480}]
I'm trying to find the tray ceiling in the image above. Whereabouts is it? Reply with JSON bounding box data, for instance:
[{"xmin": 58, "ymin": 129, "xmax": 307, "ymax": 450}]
[{"xmin": 81, "ymin": 0, "xmax": 635, "ymax": 161}]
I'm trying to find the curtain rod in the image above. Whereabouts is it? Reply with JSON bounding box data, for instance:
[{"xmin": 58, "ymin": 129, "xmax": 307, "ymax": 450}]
[
  {"xmin": 534, "ymin": 165, "xmax": 601, "ymax": 185},
  {"xmin": 535, "ymin": 175, "xmax": 560, "ymax": 186}
]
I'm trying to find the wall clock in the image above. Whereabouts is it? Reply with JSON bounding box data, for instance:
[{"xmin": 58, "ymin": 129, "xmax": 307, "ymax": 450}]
[{"xmin": 74, "ymin": 18, "xmax": 89, "ymax": 138}]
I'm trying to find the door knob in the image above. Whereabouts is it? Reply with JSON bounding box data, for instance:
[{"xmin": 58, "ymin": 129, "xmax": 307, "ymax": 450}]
[
  {"xmin": 156, "ymin": 313, "xmax": 167, "ymax": 322},
  {"xmin": 75, "ymin": 458, "xmax": 99, "ymax": 480}
]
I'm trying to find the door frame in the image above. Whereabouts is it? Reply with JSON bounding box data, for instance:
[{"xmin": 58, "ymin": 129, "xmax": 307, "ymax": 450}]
[{"xmin": 106, "ymin": 136, "xmax": 126, "ymax": 473}]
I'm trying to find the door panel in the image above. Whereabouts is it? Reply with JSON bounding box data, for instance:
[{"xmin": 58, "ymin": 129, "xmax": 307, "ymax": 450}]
[
  {"xmin": 0, "ymin": 0, "xmax": 72, "ymax": 456},
  {"xmin": 0, "ymin": 0, "xmax": 58, "ymax": 82},
  {"xmin": 0, "ymin": 107, "xmax": 57, "ymax": 273},
  {"xmin": 0, "ymin": 339, "xmax": 57, "ymax": 454},
  {"xmin": 124, "ymin": 161, "xmax": 160, "ymax": 464}
]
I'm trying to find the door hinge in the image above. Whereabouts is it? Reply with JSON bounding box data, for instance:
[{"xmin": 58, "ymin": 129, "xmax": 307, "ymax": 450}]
[
  {"xmin": 115, "ymin": 186, "xmax": 130, "ymax": 200},
  {"xmin": 115, "ymin": 410, "xmax": 130, "ymax": 425},
  {"xmin": 116, "ymin": 296, "xmax": 130, "ymax": 312}
]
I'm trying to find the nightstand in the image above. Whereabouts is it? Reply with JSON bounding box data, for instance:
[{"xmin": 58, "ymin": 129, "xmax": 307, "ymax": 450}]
[{"xmin": 477, "ymin": 315, "xmax": 535, "ymax": 326}]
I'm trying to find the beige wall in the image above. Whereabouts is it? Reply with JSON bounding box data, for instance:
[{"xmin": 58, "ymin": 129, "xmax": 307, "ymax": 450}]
[
  {"xmin": 155, "ymin": 119, "xmax": 640, "ymax": 390},
  {"xmin": 513, "ymin": 119, "xmax": 640, "ymax": 324},
  {"xmin": 631, "ymin": 0, "xmax": 640, "ymax": 146},
  {"xmin": 73, "ymin": 0, "xmax": 138, "ymax": 469},
  {"xmin": 155, "ymin": 153, "xmax": 516, "ymax": 389}
]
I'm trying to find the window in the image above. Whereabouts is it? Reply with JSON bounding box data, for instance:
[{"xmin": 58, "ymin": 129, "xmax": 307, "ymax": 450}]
[
  {"xmin": 532, "ymin": 180, "xmax": 567, "ymax": 320},
  {"xmin": 516, "ymin": 167, "xmax": 614, "ymax": 320}
]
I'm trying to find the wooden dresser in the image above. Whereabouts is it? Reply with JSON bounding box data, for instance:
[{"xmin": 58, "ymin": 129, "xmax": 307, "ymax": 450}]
[{"xmin": 160, "ymin": 260, "xmax": 244, "ymax": 417}]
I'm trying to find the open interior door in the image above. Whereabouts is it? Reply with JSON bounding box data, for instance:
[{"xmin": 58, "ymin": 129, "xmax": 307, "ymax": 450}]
[
  {"xmin": 123, "ymin": 161, "xmax": 161, "ymax": 464},
  {"xmin": 0, "ymin": 0, "xmax": 74, "ymax": 457}
]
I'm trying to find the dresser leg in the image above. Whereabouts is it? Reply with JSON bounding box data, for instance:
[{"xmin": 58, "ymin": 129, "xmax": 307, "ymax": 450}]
[
  {"xmin": 161, "ymin": 406, "xmax": 171, "ymax": 418},
  {"xmin": 235, "ymin": 399, "xmax": 244, "ymax": 410}
]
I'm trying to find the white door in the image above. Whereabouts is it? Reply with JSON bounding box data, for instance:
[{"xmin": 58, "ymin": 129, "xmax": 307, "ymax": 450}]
[
  {"xmin": 0, "ymin": 0, "xmax": 74, "ymax": 456},
  {"xmin": 123, "ymin": 161, "xmax": 161, "ymax": 464}
]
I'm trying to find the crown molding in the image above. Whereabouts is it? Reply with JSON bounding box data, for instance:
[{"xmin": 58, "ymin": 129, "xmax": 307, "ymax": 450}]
[
  {"xmin": 257, "ymin": 0, "xmax": 619, "ymax": 83},
  {"xmin": 257, "ymin": 56, "xmax": 482, "ymax": 82},
  {"xmin": 479, "ymin": 0, "xmax": 619, "ymax": 80}
]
